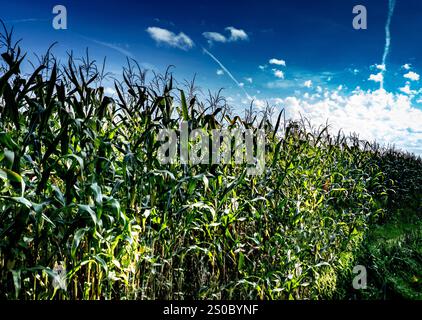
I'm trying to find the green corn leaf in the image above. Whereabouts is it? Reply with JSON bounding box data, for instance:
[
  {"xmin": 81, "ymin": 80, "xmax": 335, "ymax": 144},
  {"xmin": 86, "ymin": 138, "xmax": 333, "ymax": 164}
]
[
  {"xmin": 0, "ymin": 132, "xmax": 19, "ymax": 151},
  {"xmin": 0, "ymin": 168, "xmax": 25, "ymax": 196},
  {"xmin": 11, "ymin": 269, "xmax": 21, "ymax": 299},
  {"xmin": 78, "ymin": 204, "xmax": 98, "ymax": 225},
  {"xmin": 180, "ymin": 89, "xmax": 189, "ymax": 121},
  {"xmin": 71, "ymin": 227, "xmax": 89, "ymax": 260}
]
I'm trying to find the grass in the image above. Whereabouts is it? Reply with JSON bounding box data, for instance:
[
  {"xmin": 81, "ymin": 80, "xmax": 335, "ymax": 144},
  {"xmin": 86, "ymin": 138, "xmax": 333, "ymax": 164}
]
[
  {"xmin": 0, "ymin": 25, "xmax": 421, "ymax": 300},
  {"xmin": 353, "ymin": 195, "xmax": 422, "ymax": 299}
]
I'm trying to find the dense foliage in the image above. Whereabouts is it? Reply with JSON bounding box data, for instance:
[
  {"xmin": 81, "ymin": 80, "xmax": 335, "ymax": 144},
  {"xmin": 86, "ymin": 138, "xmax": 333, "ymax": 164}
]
[{"xmin": 0, "ymin": 28, "xmax": 421, "ymax": 299}]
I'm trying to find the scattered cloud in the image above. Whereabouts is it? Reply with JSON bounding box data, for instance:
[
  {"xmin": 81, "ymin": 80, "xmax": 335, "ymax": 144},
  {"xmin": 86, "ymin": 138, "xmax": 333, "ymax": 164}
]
[
  {"xmin": 368, "ymin": 73, "xmax": 383, "ymax": 83},
  {"xmin": 399, "ymin": 84, "xmax": 416, "ymax": 95},
  {"xmin": 202, "ymin": 27, "xmax": 249, "ymax": 44},
  {"xmin": 146, "ymin": 26, "xmax": 194, "ymax": 50},
  {"xmin": 273, "ymin": 69, "xmax": 284, "ymax": 79},
  {"xmin": 203, "ymin": 32, "xmax": 227, "ymax": 44},
  {"xmin": 375, "ymin": 64, "xmax": 386, "ymax": 71},
  {"xmin": 402, "ymin": 63, "xmax": 412, "ymax": 70},
  {"xmin": 304, "ymin": 80, "xmax": 312, "ymax": 88},
  {"xmin": 104, "ymin": 87, "xmax": 117, "ymax": 96},
  {"xmin": 269, "ymin": 58, "xmax": 286, "ymax": 66},
  {"xmin": 225, "ymin": 26, "xmax": 249, "ymax": 41},
  {"xmin": 216, "ymin": 69, "xmax": 224, "ymax": 75},
  {"xmin": 277, "ymin": 89, "xmax": 422, "ymax": 155},
  {"xmin": 244, "ymin": 77, "xmax": 253, "ymax": 83},
  {"xmin": 404, "ymin": 71, "xmax": 420, "ymax": 81},
  {"xmin": 258, "ymin": 65, "xmax": 267, "ymax": 70}
]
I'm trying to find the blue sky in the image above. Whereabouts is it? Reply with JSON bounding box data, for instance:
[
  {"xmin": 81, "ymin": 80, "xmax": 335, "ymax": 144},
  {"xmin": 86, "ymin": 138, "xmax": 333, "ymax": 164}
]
[{"xmin": 1, "ymin": 0, "xmax": 422, "ymax": 154}]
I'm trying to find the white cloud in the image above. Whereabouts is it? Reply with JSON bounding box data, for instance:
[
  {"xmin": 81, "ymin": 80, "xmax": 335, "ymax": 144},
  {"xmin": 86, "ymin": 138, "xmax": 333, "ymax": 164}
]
[
  {"xmin": 253, "ymin": 99, "xmax": 267, "ymax": 109},
  {"xmin": 277, "ymin": 89, "xmax": 422, "ymax": 155},
  {"xmin": 146, "ymin": 27, "xmax": 194, "ymax": 50},
  {"xmin": 104, "ymin": 87, "xmax": 117, "ymax": 96},
  {"xmin": 250, "ymin": 97, "xmax": 284, "ymax": 110},
  {"xmin": 304, "ymin": 80, "xmax": 312, "ymax": 88},
  {"xmin": 269, "ymin": 58, "xmax": 286, "ymax": 66},
  {"xmin": 216, "ymin": 69, "xmax": 224, "ymax": 75},
  {"xmin": 239, "ymin": 82, "xmax": 245, "ymax": 87},
  {"xmin": 368, "ymin": 73, "xmax": 383, "ymax": 83},
  {"xmin": 404, "ymin": 71, "xmax": 420, "ymax": 81},
  {"xmin": 203, "ymin": 32, "xmax": 227, "ymax": 44},
  {"xmin": 273, "ymin": 69, "xmax": 284, "ymax": 79},
  {"xmin": 266, "ymin": 79, "xmax": 297, "ymax": 89},
  {"xmin": 258, "ymin": 65, "xmax": 267, "ymax": 70},
  {"xmin": 225, "ymin": 26, "xmax": 249, "ymax": 41},
  {"xmin": 203, "ymin": 27, "xmax": 248, "ymax": 44},
  {"xmin": 375, "ymin": 64, "xmax": 386, "ymax": 71},
  {"xmin": 402, "ymin": 63, "xmax": 412, "ymax": 70},
  {"xmin": 244, "ymin": 77, "xmax": 253, "ymax": 83},
  {"xmin": 399, "ymin": 84, "xmax": 416, "ymax": 95}
]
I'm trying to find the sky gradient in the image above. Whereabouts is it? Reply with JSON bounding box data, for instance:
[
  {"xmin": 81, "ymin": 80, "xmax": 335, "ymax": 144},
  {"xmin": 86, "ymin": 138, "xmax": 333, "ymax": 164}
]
[{"xmin": 1, "ymin": 0, "xmax": 422, "ymax": 154}]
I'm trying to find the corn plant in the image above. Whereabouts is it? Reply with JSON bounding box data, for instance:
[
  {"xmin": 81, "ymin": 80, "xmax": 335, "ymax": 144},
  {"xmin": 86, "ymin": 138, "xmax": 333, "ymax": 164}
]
[{"xmin": 0, "ymin": 26, "xmax": 421, "ymax": 300}]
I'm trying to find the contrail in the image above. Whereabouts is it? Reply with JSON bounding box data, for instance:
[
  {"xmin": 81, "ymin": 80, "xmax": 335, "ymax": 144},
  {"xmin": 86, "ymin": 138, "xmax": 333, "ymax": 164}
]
[
  {"xmin": 202, "ymin": 47, "xmax": 252, "ymax": 100},
  {"xmin": 380, "ymin": 0, "xmax": 396, "ymax": 89}
]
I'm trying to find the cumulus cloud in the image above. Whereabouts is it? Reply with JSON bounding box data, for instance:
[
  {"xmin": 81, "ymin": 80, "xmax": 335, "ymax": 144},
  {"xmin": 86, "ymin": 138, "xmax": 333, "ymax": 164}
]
[
  {"xmin": 244, "ymin": 77, "xmax": 253, "ymax": 83},
  {"xmin": 273, "ymin": 69, "xmax": 284, "ymax": 79},
  {"xmin": 104, "ymin": 87, "xmax": 117, "ymax": 96},
  {"xmin": 402, "ymin": 63, "xmax": 412, "ymax": 70},
  {"xmin": 273, "ymin": 89, "xmax": 422, "ymax": 155},
  {"xmin": 216, "ymin": 69, "xmax": 224, "ymax": 75},
  {"xmin": 404, "ymin": 71, "xmax": 420, "ymax": 81},
  {"xmin": 304, "ymin": 80, "xmax": 312, "ymax": 88},
  {"xmin": 203, "ymin": 32, "xmax": 227, "ymax": 44},
  {"xmin": 375, "ymin": 64, "xmax": 386, "ymax": 71},
  {"xmin": 269, "ymin": 58, "xmax": 286, "ymax": 66},
  {"xmin": 146, "ymin": 27, "xmax": 194, "ymax": 50},
  {"xmin": 399, "ymin": 84, "xmax": 416, "ymax": 95},
  {"xmin": 368, "ymin": 73, "xmax": 384, "ymax": 83},
  {"xmin": 225, "ymin": 26, "xmax": 249, "ymax": 41},
  {"xmin": 203, "ymin": 27, "xmax": 249, "ymax": 44},
  {"xmin": 258, "ymin": 65, "xmax": 267, "ymax": 70}
]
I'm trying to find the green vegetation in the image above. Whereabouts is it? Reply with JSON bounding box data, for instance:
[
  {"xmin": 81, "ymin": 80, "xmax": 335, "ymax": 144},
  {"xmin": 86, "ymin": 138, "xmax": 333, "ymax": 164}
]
[
  {"xmin": 0, "ymin": 27, "xmax": 421, "ymax": 300},
  {"xmin": 354, "ymin": 197, "xmax": 421, "ymax": 299}
]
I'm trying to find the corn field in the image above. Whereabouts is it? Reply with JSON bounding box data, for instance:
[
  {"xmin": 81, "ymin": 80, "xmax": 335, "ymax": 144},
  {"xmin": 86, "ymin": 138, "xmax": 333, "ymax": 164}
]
[{"xmin": 0, "ymin": 26, "xmax": 421, "ymax": 300}]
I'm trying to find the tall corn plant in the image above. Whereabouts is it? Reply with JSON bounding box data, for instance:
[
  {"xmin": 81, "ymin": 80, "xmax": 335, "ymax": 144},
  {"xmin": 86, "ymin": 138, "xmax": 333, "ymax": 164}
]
[{"xmin": 1, "ymin": 26, "xmax": 421, "ymax": 300}]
